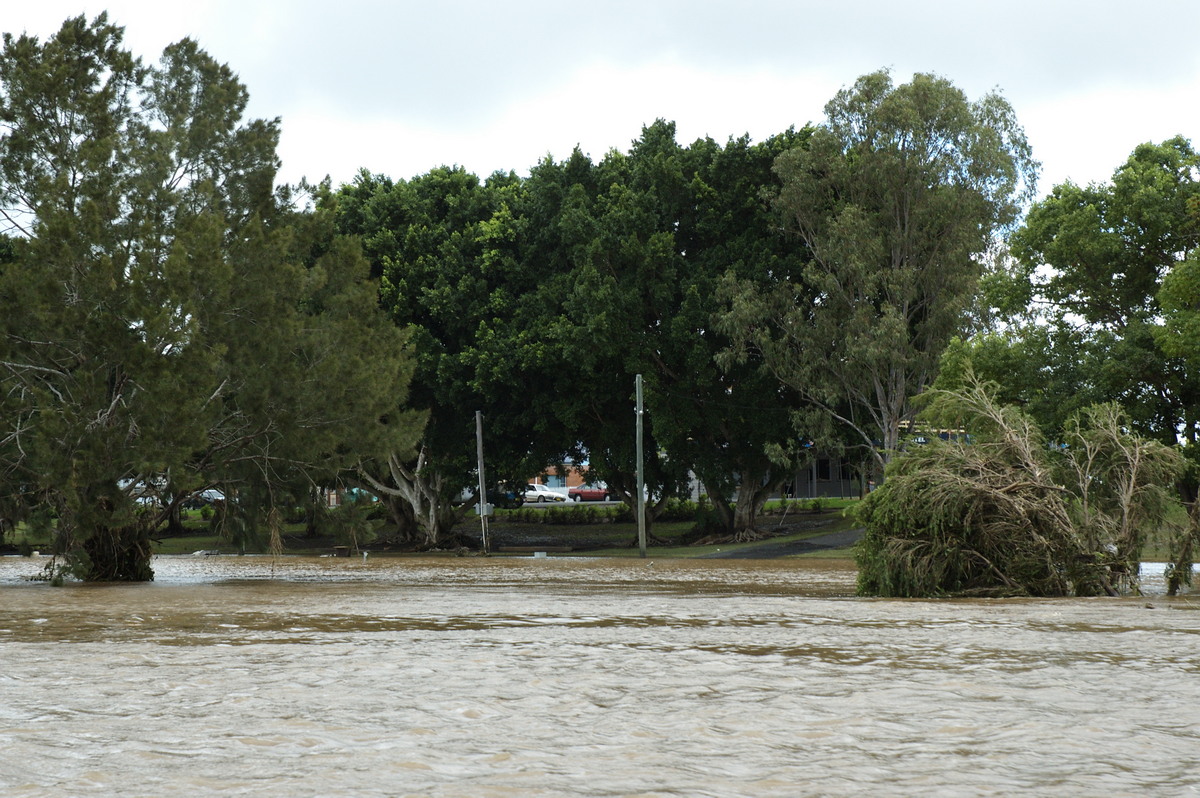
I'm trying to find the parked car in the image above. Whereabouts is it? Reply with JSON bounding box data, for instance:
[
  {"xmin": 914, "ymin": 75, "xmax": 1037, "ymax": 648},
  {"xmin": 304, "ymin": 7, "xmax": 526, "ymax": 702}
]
[
  {"xmin": 524, "ymin": 483, "xmax": 567, "ymax": 503},
  {"xmin": 569, "ymin": 483, "xmax": 612, "ymax": 502}
]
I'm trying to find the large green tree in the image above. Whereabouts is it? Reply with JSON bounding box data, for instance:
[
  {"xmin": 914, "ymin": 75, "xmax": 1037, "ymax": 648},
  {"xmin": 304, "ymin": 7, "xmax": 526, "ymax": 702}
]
[
  {"xmin": 934, "ymin": 323, "xmax": 1099, "ymax": 437},
  {"xmin": 721, "ymin": 71, "xmax": 1038, "ymax": 477},
  {"xmin": 0, "ymin": 15, "xmax": 418, "ymax": 579},
  {"xmin": 518, "ymin": 139, "xmax": 691, "ymax": 529},
  {"xmin": 332, "ymin": 166, "xmax": 566, "ymax": 547},
  {"xmin": 1008, "ymin": 137, "xmax": 1200, "ymax": 455},
  {"xmin": 522, "ymin": 122, "xmax": 814, "ymax": 537},
  {"xmin": 997, "ymin": 137, "xmax": 1200, "ymax": 590}
]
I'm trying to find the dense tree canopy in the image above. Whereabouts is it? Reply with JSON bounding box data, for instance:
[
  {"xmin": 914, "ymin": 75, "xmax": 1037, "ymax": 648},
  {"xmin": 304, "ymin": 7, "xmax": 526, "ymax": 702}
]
[
  {"xmin": 7, "ymin": 16, "xmax": 1192, "ymax": 578},
  {"xmin": 0, "ymin": 15, "xmax": 419, "ymax": 580},
  {"xmin": 1001, "ymin": 137, "xmax": 1200, "ymax": 487},
  {"xmin": 720, "ymin": 71, "xmax": 1039, "ymax": 477},
  {"xmin": 331, "ymin": 167, "xmax": 569, "ymax": 545},
  {"xmin": 508, "ymin": 122, "xmax": 818, "ymax": 537}
]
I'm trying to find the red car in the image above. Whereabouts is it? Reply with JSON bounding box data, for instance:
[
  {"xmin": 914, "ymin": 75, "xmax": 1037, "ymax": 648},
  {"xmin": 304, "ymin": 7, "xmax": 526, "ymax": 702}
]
[{"xmin": 569, "ymin": 484, "xmax": 613, "ymax": 502}]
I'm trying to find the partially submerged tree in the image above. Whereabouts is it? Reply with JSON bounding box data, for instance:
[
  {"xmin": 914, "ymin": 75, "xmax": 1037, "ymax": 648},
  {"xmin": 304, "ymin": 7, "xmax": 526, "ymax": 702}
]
[
  {"xmin": 1003, "ymin": 136, "xmax": 1200, "ymax": 592},
  {"xmin": 0, "ymin": 16, "xmax": 419, "ymax": 579},
  {"xmin": 855, "ymin": 379, "xmax": 1184, "ymax": 597}
]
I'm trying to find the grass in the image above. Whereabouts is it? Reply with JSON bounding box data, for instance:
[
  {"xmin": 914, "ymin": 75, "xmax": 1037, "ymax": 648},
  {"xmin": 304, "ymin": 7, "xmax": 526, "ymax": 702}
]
[
  {"xmin": 5, "ymin": 505, "xmax": 862, "ymax": 560},
  {"xmin": 540, "ymin": 511, "xmax": 862, "ymax": 559},
  {"xmin": 3, "ymin": 497, "xmax": 857, "ymax": 562}
]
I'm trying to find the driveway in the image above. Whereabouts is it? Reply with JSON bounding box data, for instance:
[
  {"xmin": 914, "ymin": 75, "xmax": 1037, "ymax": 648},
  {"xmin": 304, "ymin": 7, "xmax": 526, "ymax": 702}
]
[{"xmin": 701, "ymin": 527, "xmax": 862, "ymax": 559}]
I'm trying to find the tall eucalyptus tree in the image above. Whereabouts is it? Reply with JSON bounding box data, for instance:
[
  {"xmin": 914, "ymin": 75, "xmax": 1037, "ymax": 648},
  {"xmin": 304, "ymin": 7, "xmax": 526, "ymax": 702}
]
[{"xmin": 721, "ymin": 71, "xmax": 1038, "ymax": 478}]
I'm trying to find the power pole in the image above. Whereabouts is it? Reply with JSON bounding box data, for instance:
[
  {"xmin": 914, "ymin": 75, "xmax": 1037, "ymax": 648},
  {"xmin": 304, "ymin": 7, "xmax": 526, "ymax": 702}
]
[
  {"xmin": 475, "ymin": 410, "xmax": 490, "ymax": 554},
  {"xmin": 636, "ymin": 374, "xmax": 646, "ymax": 558}
]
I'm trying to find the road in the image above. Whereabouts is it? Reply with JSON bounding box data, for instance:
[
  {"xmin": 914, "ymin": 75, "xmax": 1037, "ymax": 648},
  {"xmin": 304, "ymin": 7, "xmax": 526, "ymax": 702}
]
[{"xmin": 701, "ymin": 527, "xmax": 863, "ymax": 559}]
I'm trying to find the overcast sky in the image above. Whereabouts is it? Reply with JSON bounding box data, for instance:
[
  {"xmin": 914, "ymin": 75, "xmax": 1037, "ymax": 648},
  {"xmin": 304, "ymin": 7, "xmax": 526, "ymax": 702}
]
[{"xmin": 7, "ymin": 2, "xmax": 1200, "ymax": 198}]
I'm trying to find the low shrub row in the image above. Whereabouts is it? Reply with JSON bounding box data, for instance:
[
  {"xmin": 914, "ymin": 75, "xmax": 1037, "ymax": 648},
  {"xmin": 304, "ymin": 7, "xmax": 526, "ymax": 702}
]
[{"xmin": 495, "ymin": 497, "xmax": 844, "ymax": 526}]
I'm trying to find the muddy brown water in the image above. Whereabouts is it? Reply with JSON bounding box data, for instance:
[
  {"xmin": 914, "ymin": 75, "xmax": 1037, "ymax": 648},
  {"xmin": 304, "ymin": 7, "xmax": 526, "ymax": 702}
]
[{"xmin": 2, "ymin": 555, "xmax": 1199, "ymax": 797}]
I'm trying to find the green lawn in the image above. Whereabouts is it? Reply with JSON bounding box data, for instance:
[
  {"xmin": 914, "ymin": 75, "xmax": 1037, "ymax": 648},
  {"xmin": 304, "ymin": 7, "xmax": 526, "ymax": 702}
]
[
  {"xmin": 38, "ymin": 496, "xmax": 1191, "ymax": 565},
  {"xmin": 6, "ymin": 506, "xmax": 861, "ymax": 559}
]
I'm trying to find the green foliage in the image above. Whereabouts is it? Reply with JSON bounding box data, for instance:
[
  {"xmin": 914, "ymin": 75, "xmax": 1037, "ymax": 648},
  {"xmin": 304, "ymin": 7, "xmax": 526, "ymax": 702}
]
[
  {"xmin": 657, "ymin": 498, "xmax": 700, "ymax": 523},
  {"xmin": 1158, "ymin": 242, "xmax": 1200, "ymax": 369},
  {"xmin": 524, "ymin": 122, "xmax": 811, "ymax": 535},
  {"xmin": 331, "ymin": 167, "xmax": 559, "ymax": 545},
  {"xmin": 935, "ymin": 325, "xmax": 1098, "ymax": 439},
  {"xmin": 0, "ymin": 16, "xmax": 419, "ymax": 580},
  {"xmin": 855, "ymin": 379, "xmax": 1185, "ymax": 597},
  {"xmin": 1009, "ymin": 137, "xmax": 1200, "ymax": 454},
  {"xmin": 503, "ymin": 504, "xmax": 620, "ymax": 525},
  {"xmin": 721, "ymin": 70, "xmax": 1039, "ymax": 477}
]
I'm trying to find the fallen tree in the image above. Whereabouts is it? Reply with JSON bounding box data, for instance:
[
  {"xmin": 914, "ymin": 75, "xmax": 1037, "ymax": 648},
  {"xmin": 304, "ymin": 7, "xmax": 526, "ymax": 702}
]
[{"xmin": 855, "ymin": 380, "xmax": 1186, "ymax": 597}]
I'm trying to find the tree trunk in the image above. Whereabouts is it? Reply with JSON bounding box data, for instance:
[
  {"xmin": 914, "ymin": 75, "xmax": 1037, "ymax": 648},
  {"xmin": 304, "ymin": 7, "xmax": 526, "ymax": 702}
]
[
  {"xmin": 731, "ymin": 487, "xmax": 761, "ymax": 539},
  {"xmin": 304, "ymin": 487, "xmax": 325, "ymax": 538},
  {"xmin": 81, "ymin": 522, "xmax": 154, "ymax": 582},
  {"xmin": 381, "ymin": 494, "xmax": 419, "ymax": 542},
  {"xmin": 164, "ymin": 499, "xmax": 187, "ymax": 537},
  {"xmin": 358, "ymin": 448, "xmax": 467, "ymax": 548},
  {"xmin": 707, "ymin": 493, "xmax": 735, "ymax": 535},
  {"xmin": 732, "ymin": 474, "xmax": 786, "ymax": 541},
  {"xmin": 699, "ymin": 471, "xmax": 785, "ymax": 541},
  {"xmin": 1167, "ymin": 500, "xmax": 1200, "ymax": 597}
]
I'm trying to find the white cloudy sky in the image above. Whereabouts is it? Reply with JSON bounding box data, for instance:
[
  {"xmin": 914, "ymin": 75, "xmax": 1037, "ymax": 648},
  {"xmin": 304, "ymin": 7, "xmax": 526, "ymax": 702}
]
[{"xmin": 7, "ymin": 1, "xmax": 1200, "ymax": 198}]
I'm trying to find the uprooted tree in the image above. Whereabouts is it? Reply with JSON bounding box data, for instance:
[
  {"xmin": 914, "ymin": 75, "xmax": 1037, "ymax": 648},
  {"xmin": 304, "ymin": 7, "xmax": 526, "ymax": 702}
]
[{"xmin": 854, "ymin": 379, "xmax": 1188, "ymax": 597}]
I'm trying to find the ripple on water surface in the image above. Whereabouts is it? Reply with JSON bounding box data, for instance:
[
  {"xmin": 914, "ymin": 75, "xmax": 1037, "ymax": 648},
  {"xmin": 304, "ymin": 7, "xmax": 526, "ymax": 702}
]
[{"xmin": 1, "ymin": 555, "xmax": 1199, "ymax": 797}]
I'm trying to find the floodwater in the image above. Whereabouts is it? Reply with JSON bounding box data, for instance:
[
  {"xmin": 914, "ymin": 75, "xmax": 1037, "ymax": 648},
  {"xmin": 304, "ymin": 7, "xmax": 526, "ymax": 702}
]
[{"xmin": 1, "ymin": 555, "xmax": 1199, "ymax": 798}]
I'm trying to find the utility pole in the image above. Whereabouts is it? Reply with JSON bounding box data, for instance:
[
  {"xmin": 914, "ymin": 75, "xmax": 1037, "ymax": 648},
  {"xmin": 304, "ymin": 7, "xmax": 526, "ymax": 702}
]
[
  {"xmin": 636, "ymin": 374, "xmax": 646, "ymax": 558},
  {"xmin": 475, "ymin": 410, "xmax": 490, "ymax": 554}
]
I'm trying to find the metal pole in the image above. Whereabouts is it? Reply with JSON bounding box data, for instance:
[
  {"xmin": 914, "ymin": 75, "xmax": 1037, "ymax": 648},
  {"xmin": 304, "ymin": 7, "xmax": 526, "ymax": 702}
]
[
  {"xmin": 475, "ymin": 410, "xmax": 490, "ymax": 554},
  {"xmin": 636, "ymin": 374, "xmax": 646, "ymax": 558}
]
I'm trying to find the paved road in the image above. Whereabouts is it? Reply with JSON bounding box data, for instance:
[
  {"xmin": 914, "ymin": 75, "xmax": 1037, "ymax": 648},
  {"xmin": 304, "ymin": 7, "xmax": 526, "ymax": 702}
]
[{"xmin": 701, "ymin": 527, "xmax": 863, "ymax": 559}]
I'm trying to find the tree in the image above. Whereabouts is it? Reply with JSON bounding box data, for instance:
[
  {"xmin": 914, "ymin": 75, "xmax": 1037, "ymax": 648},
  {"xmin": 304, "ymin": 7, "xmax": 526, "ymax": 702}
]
[
  {"xmin": 0, "ymin": 16, "xmax": 419, "ymax": 580},
  {"xmin": 522, "ymin": 123, "xmax": 814, "ymax": 537},
  {"xmin": 1005, "ymin": 137, "xmax": 1200, "ymax": 592},
  {"xmin": 638, "ymin": 125, "xmax": 813, "ymax": 537},
  {"xmin": 332, "ymin": 167, "xmax": 565, "ymax": 547},
  {"xmin": 1010, "ymin": 137, "xmax": 1200, "ymax": 452},
  {"xmin": 721, "ymin": 71, "xmax": 1038, "ymax": 479},
  {"xmin": 934, "ymin": 323, "xmax": 1099, "ymax": 437},
  {"xmin": 855, "ymin": 379, "xmax": 1183, "ymax": 597},
  {"xmin": 517, "ymin": 143, "xmax": 692, "ymax": 532}
]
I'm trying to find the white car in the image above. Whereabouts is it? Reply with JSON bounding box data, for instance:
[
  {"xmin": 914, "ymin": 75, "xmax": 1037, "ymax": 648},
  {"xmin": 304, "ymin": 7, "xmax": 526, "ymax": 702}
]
[{"xmin": 524, "ymin": 483, "xmax": 566, "ymax": 503}]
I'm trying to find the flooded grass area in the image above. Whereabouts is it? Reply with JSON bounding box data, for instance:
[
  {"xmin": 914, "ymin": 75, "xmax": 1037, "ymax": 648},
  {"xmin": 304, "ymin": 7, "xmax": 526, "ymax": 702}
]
[{"xmin": 2, "ymin": 555, "xmax": 1199, "ymax": 796}]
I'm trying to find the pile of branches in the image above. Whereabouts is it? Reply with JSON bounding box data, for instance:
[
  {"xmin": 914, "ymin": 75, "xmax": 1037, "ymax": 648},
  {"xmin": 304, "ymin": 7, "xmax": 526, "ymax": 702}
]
[{"xmin": 855, "ymin": 380, "xmax": 1185, "ymax": 597}]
